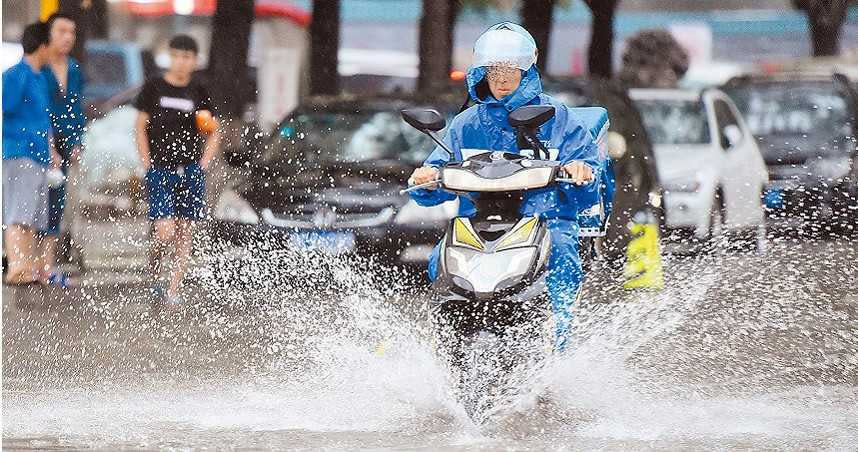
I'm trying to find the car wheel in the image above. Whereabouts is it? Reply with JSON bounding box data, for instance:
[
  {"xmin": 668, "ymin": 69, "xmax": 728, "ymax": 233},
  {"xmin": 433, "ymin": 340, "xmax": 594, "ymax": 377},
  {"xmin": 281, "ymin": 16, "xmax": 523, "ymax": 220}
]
[
  {"xmin": 706, "ymin": 191, "xmax": 726, "ymax": 253},
  {"xmin": 730, "ymin": 222, "xmax": 768, "ymax": 254},
  {"xmin": 833, "ymin": 183, "xmax": 858, "ymax": 237},
  {"xmin": 730, "ymin": 188, "xmax": 768, "ymax": 254}
]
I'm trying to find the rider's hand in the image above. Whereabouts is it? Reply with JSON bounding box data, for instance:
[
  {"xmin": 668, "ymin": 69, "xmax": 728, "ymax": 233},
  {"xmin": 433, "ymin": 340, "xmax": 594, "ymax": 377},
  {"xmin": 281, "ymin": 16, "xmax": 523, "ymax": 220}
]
[
  {"xmin": 410, "ymin": 166, "xmax": 440, "ymax": 189},
  {"xmin": 562, "ymin": 161, "xmax": 595, "ymax": 185}
]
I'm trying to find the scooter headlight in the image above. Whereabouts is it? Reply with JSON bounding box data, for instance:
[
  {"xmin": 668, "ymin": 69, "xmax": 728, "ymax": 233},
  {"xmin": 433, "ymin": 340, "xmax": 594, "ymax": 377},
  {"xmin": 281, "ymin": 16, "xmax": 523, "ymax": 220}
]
[
  {"xmin": 495, "ymin": 217, "xmax": 539, "ymax": 251},
  {"xmin": 452, "ymin": 217, "xmax": 484, "ymax": 251}
]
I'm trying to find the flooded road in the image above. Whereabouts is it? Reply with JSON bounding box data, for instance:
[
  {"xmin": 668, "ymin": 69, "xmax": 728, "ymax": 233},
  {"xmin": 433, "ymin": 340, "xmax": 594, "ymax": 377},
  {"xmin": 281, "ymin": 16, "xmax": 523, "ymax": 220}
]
[{"xmin": 3, "ymin": 237, "xmax": 857, "ymax": 450}]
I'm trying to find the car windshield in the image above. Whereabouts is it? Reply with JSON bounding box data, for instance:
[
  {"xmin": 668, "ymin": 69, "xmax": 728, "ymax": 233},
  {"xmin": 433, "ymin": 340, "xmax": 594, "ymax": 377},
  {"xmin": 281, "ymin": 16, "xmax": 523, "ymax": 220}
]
[
  {"xmin": 634, "ymin": 98, "xmax": 711, "ymax": 145},
  {"xmin": 726, "ymin": 81, "xmax": 853, "ymax": 137},
  {"xmin": 266, "ymin": 110, "xmax": 438, "ymax": 166}
]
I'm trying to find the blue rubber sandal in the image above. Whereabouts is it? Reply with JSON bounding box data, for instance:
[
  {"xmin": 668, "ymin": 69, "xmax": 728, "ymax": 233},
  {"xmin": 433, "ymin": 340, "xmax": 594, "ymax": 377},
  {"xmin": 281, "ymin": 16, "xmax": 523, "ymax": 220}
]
[{"xmin": 46, "ymin": 271, "xmax": 73, "ymax": 288}]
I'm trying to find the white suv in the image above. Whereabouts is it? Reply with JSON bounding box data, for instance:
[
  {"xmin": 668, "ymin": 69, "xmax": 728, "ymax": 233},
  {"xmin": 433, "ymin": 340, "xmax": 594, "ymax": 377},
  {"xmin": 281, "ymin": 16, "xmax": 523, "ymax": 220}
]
[{"xmin": 630, "ymin": 88, "xmax": 769, "ymax": 250}]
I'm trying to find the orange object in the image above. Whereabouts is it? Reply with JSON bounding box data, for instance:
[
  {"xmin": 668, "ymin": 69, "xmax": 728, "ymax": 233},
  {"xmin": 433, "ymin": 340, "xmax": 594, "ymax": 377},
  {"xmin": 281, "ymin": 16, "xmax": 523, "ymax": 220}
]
[
  {"xmin": 450, "ymin": 70, "xmax": 466, "ymax": 81},
  {"xmin": 195, "ymin": 110, "xmax": 217, "ymax": 134}
]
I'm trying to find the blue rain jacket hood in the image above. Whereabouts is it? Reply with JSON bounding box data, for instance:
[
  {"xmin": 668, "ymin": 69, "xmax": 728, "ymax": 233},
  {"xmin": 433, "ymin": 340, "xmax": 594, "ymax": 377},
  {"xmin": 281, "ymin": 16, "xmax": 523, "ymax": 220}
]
[{"xmin": 410, "ymin": 57, "xmax": 604, "ymax": 220}]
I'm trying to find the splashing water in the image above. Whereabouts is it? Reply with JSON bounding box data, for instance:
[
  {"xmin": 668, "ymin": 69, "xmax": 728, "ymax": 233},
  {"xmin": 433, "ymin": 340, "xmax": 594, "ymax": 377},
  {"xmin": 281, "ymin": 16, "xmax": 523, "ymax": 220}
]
[{"xmin": 3, "ymin": 235, "xmax": 857, "ymax": 450}]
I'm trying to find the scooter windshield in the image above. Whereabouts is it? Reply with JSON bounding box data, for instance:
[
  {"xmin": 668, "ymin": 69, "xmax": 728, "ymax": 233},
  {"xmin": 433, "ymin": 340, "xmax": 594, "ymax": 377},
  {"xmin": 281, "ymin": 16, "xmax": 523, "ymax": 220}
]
[{"xmin": 442, "ymin": 166, "xmax": 555, "ymax": 192}]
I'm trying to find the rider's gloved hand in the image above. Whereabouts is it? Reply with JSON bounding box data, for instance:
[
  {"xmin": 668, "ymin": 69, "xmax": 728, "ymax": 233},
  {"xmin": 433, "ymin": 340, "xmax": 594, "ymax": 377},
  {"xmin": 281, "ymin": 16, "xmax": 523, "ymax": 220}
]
[
  {"xmin": 562, "ymin": 161, "xmax": 595, "ymax": 185},
  {"xmin": 410, "ymin": 166, "xmax": 440, "ymax": 189}
]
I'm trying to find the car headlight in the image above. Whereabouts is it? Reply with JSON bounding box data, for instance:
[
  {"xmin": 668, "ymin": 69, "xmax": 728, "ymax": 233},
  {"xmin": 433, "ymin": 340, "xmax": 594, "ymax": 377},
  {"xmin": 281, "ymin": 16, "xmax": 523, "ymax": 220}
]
[
  {"xmin": 394, "ymin": 199, "xmax": 459, "ymax": 225},
  {"xmin": 649, "ymin": 191, "xmax": 662, "ymax": 208},
  {"xmin": 663, "ymin": 178, "xmax": 701, "ymax": 193},
  {"xmin": 213, "ymin": 189, "xmax": 259, "ymax": 224},
  {"xmin": 809, "ymin": 155, "xmax": 851, "ymax": 181}
]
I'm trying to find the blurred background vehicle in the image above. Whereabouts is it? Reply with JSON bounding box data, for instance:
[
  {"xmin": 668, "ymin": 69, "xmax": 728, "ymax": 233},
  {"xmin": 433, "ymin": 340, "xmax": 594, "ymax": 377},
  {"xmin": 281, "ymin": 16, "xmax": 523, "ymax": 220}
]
[
  {"xmin": 722, "ymin": 72, "xmax": 858, "ymax": 234},
  {"xmin": 339, "ymin": 48, "xmax": 418, "ymax": 95},
  {"xmin": 209, "ymin": 95, "xmax": 460, "ymax": 267},
  {"xmin": 544, "ymin": 78, "xmax": 663, "ymax": 266},
  {"xmin": 82, "ymin": 40, "xmax": 150, "ymax": 116},
  {"xmin": 630, "ymin": 88, "xmax": 768, "ymax": 252}
]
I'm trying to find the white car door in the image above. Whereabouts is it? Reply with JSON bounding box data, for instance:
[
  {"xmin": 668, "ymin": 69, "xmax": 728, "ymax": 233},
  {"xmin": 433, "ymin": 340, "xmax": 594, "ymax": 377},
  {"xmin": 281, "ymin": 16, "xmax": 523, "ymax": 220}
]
[{"xmin": 706, "ymin": 92, "xmax": 766, "ymax": 230}]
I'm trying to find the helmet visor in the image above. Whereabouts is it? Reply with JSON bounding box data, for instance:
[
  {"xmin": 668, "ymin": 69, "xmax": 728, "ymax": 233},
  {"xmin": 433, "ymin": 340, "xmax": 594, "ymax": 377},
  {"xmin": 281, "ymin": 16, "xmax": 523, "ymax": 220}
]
[
  {"xmin": 485, "ymin": 66, "xmax": 522, "ymax": 84},
  {"xmin": 471, "ymin": 29, "xmax": 537, "ymax": 72}
]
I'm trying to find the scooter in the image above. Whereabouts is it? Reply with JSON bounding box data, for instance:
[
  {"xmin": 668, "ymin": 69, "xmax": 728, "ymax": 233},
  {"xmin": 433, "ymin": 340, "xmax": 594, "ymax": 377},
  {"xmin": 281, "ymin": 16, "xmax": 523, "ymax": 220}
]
[{"xmin": 400, "ymin": 105, "xmax": 595, "ymax": 417}]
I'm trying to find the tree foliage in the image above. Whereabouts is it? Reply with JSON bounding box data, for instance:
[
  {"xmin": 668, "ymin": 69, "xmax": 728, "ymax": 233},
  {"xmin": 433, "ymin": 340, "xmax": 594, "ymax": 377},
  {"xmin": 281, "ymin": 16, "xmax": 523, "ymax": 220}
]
[{"xmin": 618, "ymin": 29, "xmax": 689, "ymax": 88}]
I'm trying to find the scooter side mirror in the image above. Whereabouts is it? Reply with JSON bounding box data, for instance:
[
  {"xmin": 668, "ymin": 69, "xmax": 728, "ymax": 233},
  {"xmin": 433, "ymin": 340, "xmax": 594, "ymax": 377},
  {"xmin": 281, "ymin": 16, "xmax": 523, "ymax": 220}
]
[
  {"xmin": 401, "ymin": 109, "xmax": 446, "ymax": 132},
  {"xmin": 508, "ymin": 105, "xmax": 555, "ymax": 128}
]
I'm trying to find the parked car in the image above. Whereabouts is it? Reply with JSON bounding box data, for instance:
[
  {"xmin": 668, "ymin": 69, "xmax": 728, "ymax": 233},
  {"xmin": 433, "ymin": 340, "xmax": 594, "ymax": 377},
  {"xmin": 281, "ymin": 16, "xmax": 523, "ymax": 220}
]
[
  {"xmin": 630, "ymin": 88, "xmax": 769, "ymax": 250},
  {"xmin": 210, "ymin": 96, "xmax": 461, "ymax": 266},
  {"xmin": 722, "ymin": 72, "xmax": 858, "ymax": 233},
  {"xmin": 544, "ymin": 78, "xmax": 663, "ymax": 264},
  {"xmin": 213, "ymin": 79, "xmax": 664, "ymax": 273},
  {"xmin": 83, "ymin": 40, "xmax": 148, "ymax": 115}
]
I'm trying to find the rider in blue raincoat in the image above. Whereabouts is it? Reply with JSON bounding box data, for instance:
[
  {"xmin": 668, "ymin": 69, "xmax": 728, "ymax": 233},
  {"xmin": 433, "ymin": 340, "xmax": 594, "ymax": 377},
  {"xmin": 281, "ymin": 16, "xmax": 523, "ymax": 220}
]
[{"xmin": 408, "ymin": 23, "xmax": 605, "ymax": 350}]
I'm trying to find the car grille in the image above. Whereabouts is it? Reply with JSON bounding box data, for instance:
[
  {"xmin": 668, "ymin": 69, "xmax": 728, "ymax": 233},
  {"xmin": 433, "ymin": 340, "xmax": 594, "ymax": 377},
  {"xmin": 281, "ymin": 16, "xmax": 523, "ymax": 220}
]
[
  {"xmin": 261, "ymin": 207, "xmax": 395, "ymax": 229},
  {"xmin": 768, "ymin": 164, "xmax": 811, "ymax": 182}
]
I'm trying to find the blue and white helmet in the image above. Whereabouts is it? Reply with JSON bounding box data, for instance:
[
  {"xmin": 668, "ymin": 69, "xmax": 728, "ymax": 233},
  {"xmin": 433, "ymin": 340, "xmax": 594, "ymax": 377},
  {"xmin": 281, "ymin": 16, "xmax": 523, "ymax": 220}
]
[{"xmin": 471, "ymin": 22, "xmax": 538, "ymax": 72}]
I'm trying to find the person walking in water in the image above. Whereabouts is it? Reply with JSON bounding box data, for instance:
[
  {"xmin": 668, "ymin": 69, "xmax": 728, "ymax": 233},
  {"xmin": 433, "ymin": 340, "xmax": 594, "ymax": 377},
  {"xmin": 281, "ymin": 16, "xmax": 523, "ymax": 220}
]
[{"xmin": 134, "ymin": 35, "xmax": 220, "ymax": 309}]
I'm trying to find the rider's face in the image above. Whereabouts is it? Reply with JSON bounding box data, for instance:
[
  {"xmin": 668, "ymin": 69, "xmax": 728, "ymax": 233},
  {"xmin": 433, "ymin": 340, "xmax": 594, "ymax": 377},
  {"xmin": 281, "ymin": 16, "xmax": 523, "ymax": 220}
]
[{"xmin": 486, "ymin": 66, "xmax": 522, "ymax": 100}]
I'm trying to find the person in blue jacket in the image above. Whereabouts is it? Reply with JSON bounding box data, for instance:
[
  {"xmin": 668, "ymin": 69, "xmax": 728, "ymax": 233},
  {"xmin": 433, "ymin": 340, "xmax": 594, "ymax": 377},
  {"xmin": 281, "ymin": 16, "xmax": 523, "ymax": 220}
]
[
  {"xmin": 40, "ymin": 12, "xmax": 86, "ymax": 278},
  {"xmin": 408, "ymin": 23, "xmax": 604, "ymax": 350},
  {"xmin": 3, "ymin": 22, "xmax": 61, "ymax": 286}
]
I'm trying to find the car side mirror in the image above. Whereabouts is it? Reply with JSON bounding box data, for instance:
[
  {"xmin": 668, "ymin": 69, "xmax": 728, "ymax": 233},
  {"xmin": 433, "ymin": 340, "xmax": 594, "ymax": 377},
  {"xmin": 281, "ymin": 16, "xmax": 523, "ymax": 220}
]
[
  {"xmin": 224, "ymin": 122, "xmax": 265, "ymax": 168},
  {"xmin": 508, "ymin": 105, "xmax": 556, "ymax": 128},
  {"xmin": 723, "ymin": 124, "xmax": 743, "ymax": 149},
  {"xmin": 401, "ymin": 109, "xmax": 446, "ymax": 132}
]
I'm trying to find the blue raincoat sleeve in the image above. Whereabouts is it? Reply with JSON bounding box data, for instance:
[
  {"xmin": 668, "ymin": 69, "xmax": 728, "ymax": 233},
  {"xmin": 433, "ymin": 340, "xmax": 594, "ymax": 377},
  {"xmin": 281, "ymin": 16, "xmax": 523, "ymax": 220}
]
[
  {"xmin": 408, "ymin": 116, "xmax": 462, "ymax": 207},
  {"xmin": 551, "ymin": 104, "xmax": 602, "ymax": 211}
]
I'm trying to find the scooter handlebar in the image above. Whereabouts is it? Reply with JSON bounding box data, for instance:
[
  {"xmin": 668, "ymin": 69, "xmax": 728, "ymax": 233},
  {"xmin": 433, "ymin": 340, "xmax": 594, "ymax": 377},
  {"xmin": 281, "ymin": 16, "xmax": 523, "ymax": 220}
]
[
  {"xmin": 400, "ymin": 179, "xmax": 441, "ymax": 195},
  {"xmin": 555, "ymin": 176, "xmax": 594, "ymax": 186},
  {"xmin": 400, "ymin": 165, "xmax": 593, "ymax": 195}
]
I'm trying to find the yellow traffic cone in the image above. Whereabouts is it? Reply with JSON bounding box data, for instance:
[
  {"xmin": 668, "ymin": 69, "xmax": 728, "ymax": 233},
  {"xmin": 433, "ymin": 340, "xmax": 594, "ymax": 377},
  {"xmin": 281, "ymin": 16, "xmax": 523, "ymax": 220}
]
[{"xmin": 623, "ymin": 222, "xmax": 664, "ymax": 290}]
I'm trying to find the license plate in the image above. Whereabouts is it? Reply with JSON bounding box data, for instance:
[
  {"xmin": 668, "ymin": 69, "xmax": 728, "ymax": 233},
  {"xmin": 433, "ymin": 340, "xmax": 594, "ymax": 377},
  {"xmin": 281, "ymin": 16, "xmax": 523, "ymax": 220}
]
[
  {"xmin": 764, "ymin": 187, "xmax": 785, "ymax": 210},
  {"xmin": 290, "ymin": 231, "xmax": 356, "ymax": 253}
]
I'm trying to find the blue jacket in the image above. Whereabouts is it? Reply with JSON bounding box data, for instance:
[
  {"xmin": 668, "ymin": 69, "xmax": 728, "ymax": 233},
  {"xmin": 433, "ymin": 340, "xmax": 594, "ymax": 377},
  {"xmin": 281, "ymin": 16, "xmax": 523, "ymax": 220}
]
[
  {"xmin": 2, "ymin": 59, "xmax": 51, "ymax": 165},
  {"xmin": 410, "ymin": 65, "xmax": 602, "ymax": 220},
  {"xmin": 42, "ymin": 57, "xmax": 85, "ymax": 148}
]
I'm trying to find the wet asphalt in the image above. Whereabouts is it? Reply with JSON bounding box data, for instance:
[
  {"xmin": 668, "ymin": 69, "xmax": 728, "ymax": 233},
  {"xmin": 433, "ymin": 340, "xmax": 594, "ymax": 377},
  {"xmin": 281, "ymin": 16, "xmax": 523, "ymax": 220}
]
[{"xmin": 2, "ymin": 234, "xmax": 857, "ymax": 450}]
